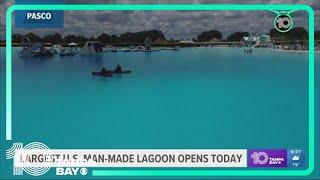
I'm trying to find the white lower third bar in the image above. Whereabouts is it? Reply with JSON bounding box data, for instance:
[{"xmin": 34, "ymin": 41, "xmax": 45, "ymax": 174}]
[{"xmin": 14, "ymin": 149, "xmax": 247, "ymax": 168}]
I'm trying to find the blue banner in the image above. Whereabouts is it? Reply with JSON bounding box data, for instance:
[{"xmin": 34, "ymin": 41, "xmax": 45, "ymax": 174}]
[{"xmin": 15, "ymin": 0, "xmax": 64, "ymax": 28}]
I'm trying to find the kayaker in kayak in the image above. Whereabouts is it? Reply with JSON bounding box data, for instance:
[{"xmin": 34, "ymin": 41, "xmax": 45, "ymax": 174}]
[
  {"xmin": 114, "ymin": 64, "xmax": 122, "ymax": 72},
  {"xmin": 92, "ymin": 65, "xmax": 131, "ymax": 77},
  {"xmin": 92, "ymin": 67, "xmax": 112, "ymax": 77},
  {"xmin": 100, "ymin": 67, "xmax": 108, "ymax": 73}
]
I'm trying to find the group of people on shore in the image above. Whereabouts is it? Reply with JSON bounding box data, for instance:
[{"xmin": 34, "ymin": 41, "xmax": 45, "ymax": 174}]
[{"xmin": 244, "ymin": 48, "xmax": 253, "ymax": 54}]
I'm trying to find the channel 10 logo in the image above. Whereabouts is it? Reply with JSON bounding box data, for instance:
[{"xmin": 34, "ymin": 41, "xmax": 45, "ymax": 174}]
[
  {"xmin": 251, "ymin": 151, "xmax": 269, "ymax": 165},
  {"xmin": 274, "ymin": 13, "xmax": 293, "ymax": 33}
]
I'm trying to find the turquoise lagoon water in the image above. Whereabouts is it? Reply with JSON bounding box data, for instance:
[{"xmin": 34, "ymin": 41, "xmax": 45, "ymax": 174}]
[
  {"xmin": 2, "ymin": 47, "xmax": 310, "ymax": 148},
  {"xmin": 0, "ymin": 47, "xmax": 319, "ymax": 178}
]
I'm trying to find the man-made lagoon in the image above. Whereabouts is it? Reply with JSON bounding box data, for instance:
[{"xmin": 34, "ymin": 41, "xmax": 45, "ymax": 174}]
[{"xmin": 0, "ymin": 47, "xmax": 316, "ymax": 150}]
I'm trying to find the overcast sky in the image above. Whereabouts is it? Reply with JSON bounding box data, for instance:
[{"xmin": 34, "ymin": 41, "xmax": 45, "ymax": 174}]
[{"xmin": 0, "ymin": 0, "xmax": 319, "ymax": 40}]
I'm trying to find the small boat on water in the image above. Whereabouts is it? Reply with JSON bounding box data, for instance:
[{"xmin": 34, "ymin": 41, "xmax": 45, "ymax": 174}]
[
  {"xmin": 68, "ymin": 42, "xmax": 79, "ymax": 53},
  {"xmin": 19, "ymin": 36, "xmax": 54, "ymax": 58},
  {"xmin": 31, "ymin": 46, "xmax": 54, "ymax": 57},
  {"xmin": 92, "ymin": 70, "xmax": 132, "ymax": 76},
  {"xmin": 136, "ymin": 46, "xmax": 145, "ymax": 51},
  {"xmin": 112, "ymin": 70, "xmax": 131, "ymax": 74},
  {"xmin": 92, "ymin": 71, "xmax": 113, "ymax": 77},
  {"xmin": 120, "ymin": 48, "xmax": 131, "ymax": 52},
  {"xmin": 60, "ymin": 48, "xmax": 75, "ymax": 56},
  {"xmin": 92, "ymin": 67, "xmax": 131, "ymax": 77},
  {"xmin": 49, "ymin": 44, "xmax": 63, "ymax": 54},
  {"xmin": 31, "ymin": 51, "xmax": 54, "ymax": 57},
  {"xmin": 60, "ymin": 52, "xmax": 75, "ymax": 57}
]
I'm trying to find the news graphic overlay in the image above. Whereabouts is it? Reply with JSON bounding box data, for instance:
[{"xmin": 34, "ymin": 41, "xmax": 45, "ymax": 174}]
[
  {"xmin": 248, "ymin": 150, "xmax": 287, "ymax": 168},
  {"xmin": 14, "ymin": 0, "xmax": 64, "ymax": 28},
  {"xmin": 4, "ymin": 4, "xmax": 315, "ymax": 178},
  {"xmin": 288, "ymin": 149, "xmax": 305, "ymax": 168},
  {"xmin": 274, "ymin": 12, "xmax": 293, "ymax": 33},
  {"xmin": 7, "ymin": 146, "xmax": 306, "ymax": 177}
]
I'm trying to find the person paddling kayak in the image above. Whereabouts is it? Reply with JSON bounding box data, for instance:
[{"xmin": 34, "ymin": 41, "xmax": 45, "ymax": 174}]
[
  {"xmin": 92, "ymin": 67, "xmax": 113, "ymax": 77},
  {"xmin": 100, "ymin": 67, "xmax": 109, "ymax": 73},
  {"xmin": 114, "ymin": 64, "xmax": 122, "ymax": 72},
  {"xmin": 112, "ymin": 64, "xmax": 131, "ymax": 74},
  {"xmin": 92, "ymin": 65, "xmax": 131, "ymax": 77}
]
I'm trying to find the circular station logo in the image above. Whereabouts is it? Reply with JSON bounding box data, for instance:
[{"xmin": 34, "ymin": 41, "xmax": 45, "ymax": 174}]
[
  {"xmin": 22, "ymin": 142, "xmax": 51, "ymax": 176},
  {"xmin": 274, "ymin": 13, "xmax": 293, "ymax": 33}
]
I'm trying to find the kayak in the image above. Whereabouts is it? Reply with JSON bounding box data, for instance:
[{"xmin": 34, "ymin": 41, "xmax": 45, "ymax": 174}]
[
  {"xmin": 92, "ymin": 71, "xmax": 113, "ymax": 77},
  {"xmin": 112, "ymin": 70, "xmax": 132, "ymax": 74},
  {"xmin": 32, "ymin": 51, "xmax": 54, "ymax": 57},
  {"xmin": 91, "ymin": 70, "xmax": 132, "ymax": 77}
]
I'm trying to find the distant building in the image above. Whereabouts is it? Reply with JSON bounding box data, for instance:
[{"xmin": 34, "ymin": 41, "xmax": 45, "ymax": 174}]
[
  {"xmin": 206, "ymin": 38, "xmax": 221, "ymax": 43},
  {"xmin": 179, "ymin": 40, "xmax": 194, "ymax": 44},
  {"xmin": 259, "ymin": 35, "xmax": 272, "ymax": 47},
  {"xmin": 242, "ymin": 34, "xmax": 272, "ymax": 47},
  {"xmin": 242, "ymin": 36, "xmax": 258, "ymax": 47}
]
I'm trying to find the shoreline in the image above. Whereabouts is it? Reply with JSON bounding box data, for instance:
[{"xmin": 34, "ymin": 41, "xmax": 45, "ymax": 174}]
[{"xmin": 274, "ymin": 49, "xmax": 320, "ymax": 53}]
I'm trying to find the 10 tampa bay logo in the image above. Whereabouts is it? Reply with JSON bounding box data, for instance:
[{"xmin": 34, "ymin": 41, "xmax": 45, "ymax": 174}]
[
  {"xmin": 247, "ymin": 149, "xmax": 288, "ymax": 167},
  {"xmin": 247, "ymin": 149, "xmax": 305, "ymax": 168}
]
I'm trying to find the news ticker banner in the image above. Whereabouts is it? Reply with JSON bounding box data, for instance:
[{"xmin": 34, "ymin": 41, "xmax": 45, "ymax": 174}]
[{"xmin": 14, "ymin": 149, "xmax": 304, "ymax": 168}]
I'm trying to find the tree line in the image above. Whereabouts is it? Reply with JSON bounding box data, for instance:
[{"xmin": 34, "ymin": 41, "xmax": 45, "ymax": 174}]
[
  {"xmin": 12, "ymin": 30, "xmax": 165, "ymax": 44},
  {"xmin": 11, "ymin": 27, "xmax": 319, "ymax": 44}
]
